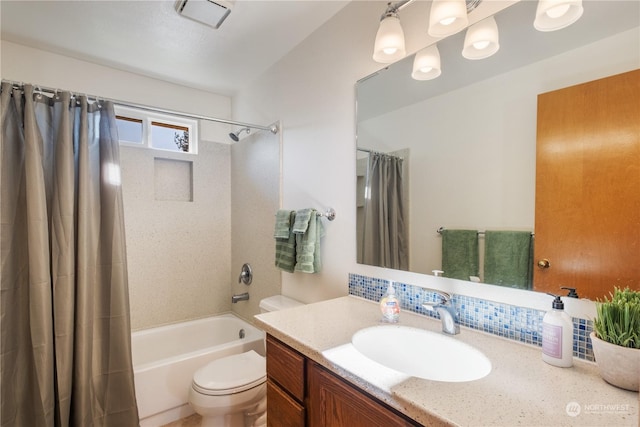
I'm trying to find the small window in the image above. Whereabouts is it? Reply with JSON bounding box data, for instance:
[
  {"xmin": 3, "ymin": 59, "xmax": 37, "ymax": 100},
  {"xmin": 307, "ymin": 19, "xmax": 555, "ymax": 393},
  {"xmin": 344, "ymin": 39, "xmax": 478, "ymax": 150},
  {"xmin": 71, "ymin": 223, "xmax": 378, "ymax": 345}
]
[
  {"xmin": 116, "ymin": 116, "xmax": 143, "ymax": 144},
  {"xmin": 115, "ymin": 106, "xmax": 198, "ymax": 154},
  {"xmin": 151, "ymin": 121, "xmax": 189, "ymax": 152}
]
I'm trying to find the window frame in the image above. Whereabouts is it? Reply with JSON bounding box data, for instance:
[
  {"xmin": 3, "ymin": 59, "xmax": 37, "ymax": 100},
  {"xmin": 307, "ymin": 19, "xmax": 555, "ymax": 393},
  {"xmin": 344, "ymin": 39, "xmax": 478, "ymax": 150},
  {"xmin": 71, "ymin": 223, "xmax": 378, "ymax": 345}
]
[{"xmin": 115, "ymin": 105, "xmax": 199, "ymax": 155}]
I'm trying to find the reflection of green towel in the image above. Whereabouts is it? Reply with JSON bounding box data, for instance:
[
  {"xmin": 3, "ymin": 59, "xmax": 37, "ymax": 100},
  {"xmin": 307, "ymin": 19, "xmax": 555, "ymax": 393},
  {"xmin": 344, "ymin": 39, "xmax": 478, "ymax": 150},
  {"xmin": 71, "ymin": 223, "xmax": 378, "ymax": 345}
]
[
  {"xmin": 294, "ymin": 211, "xmax": 325, "ymax": 273},
  {"xmin": 275, "ymin": 211, "xmax": 297, "ymax": 273},
  {"xmin": 441, "ymin": 230, "xmax": 479, "ymax": 280},
  {"xmin": 484, "ymin": 231, "xmax": 533, "ymax": 289}
]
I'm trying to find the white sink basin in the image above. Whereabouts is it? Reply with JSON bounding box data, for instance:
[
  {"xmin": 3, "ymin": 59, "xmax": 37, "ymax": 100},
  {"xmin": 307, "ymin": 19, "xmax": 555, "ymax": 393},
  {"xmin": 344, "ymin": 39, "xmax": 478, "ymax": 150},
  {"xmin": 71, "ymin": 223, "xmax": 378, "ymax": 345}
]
[{"xmin": 351, "ymin": 325, "xmax": 491, "ymax": 383}]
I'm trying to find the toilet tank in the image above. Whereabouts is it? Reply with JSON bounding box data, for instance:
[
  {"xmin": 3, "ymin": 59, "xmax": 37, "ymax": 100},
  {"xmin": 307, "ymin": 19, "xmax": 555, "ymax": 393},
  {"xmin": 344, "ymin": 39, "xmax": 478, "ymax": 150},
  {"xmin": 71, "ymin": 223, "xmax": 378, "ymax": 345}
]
[{"xmin": 259, "ymin": 295, "xmax": 304, "ymax": 313}]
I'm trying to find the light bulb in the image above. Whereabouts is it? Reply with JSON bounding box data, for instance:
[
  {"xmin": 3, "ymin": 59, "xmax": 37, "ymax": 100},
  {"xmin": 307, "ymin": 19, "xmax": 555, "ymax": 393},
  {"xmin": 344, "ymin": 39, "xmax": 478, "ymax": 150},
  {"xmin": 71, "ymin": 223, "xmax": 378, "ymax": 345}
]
[
  {"xmin": 412, "ymin": 44, "xmax": 441, "ymax": 81},
  {"xmin": 372, "ymin": 14, "xmax": 406, "ymax": 63},
  {"xmin": 462, "ymin": 16, "xmax": 499, "ymax": 60},
  {"xmin": 546, "ymin": 3, "xmax": 570, "ymax": 18},
  {"xmin": 428, "ymin": 0, "xmax": 468, "ymax": 37},
  {"xmin": 534, "ymin": 0, "xmax": 584, "ymax": 32},
  {"xmin": 440, "ymin": 16, "xmax": 457, "ymax": 26}
]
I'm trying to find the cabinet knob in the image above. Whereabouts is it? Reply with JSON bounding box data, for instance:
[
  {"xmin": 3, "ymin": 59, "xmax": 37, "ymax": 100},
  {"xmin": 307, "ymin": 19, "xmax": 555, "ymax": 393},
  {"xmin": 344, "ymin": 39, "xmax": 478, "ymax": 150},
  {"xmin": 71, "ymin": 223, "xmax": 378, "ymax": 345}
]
[{"xmin": 537, "ymin": 259, "xmax": 551, "ymax": 269}]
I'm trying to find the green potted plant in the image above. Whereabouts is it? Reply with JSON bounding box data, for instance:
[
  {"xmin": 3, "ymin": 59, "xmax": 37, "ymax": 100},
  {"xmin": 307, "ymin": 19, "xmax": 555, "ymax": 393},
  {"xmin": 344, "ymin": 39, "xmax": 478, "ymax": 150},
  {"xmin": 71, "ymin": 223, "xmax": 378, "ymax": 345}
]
[{"xmin": 590, "ymin": 287, "xmax": 640, "ymax": 391}]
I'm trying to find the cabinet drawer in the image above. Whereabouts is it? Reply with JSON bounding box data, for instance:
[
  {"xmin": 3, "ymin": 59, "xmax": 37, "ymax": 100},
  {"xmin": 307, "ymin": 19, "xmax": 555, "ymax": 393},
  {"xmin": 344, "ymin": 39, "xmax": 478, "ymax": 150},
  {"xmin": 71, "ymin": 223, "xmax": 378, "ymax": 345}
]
[
  {"xmin": 266, "ymin": 335, "xmax": 305, "ymax": 401},
  {"xmin": 267, "ymin": 381, "xmax": 305, "ymax": 427}
]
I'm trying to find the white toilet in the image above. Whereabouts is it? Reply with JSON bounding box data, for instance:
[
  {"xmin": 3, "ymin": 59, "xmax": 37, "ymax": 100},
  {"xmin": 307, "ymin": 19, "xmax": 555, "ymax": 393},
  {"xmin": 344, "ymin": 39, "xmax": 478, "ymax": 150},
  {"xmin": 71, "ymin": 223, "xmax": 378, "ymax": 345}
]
[{"xmin": 188, "ymin": 295, "xmax": 304, "ymax": 427}]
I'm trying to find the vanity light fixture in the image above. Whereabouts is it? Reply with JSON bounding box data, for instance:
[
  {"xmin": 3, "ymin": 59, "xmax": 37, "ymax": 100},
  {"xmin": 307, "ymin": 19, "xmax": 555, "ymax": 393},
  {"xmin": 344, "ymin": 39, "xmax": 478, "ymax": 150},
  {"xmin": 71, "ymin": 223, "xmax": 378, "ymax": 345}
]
[
  {"xmin": 534, "ymin": 0, "xmax": 584, "ymax": 32},
  {"xmin": 411, "ymin": 44, "xmax": 442, "ymax": 80},
  {"xmin": 462, "ymin": 16, "xmax": 499, "ymax": 60},
  {"xmin": 377, "ymin": 0, "xmax": 585, "ymax": 81},
  {"xmin": 373, "ymin": 2, "xmax": 411, "ymax": 63},
  {"xmin": 428, "ymin": 0, "xmax": 469, "ymax": 37}
]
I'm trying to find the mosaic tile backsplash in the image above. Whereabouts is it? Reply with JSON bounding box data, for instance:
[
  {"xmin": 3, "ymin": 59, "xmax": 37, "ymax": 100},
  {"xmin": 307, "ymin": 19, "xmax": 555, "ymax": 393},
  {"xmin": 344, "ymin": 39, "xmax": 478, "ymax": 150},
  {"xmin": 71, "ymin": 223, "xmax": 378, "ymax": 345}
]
[{"xmin": 348, "ymin": 273, "xmax": 594, "ymax": 362}]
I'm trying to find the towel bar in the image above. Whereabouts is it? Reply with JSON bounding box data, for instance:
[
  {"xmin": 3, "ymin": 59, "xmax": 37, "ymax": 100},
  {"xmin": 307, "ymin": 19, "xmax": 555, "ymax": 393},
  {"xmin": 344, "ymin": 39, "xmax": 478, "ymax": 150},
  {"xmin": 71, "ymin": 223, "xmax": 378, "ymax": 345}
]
[
  {"xmin": 437, "ymin": 227, "xmax": 533, "ymax": 236},
  {"xmin": 318, "ymin": 208, "xmax": 336, "ymax": 221}
]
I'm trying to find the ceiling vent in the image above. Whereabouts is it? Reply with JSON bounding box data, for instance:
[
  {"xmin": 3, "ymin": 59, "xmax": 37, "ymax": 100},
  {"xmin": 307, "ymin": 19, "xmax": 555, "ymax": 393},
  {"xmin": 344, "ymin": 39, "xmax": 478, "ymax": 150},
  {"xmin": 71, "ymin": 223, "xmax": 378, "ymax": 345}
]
[{"xmin": 175, "ymin": 0, "xmax": 234, "ymax": 29}]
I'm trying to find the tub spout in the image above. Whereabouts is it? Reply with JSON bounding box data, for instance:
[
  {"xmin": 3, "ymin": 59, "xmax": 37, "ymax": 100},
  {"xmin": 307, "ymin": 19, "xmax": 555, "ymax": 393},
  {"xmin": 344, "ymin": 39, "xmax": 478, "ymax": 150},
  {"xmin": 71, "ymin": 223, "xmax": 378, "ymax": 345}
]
[{"xmin": 232, "ymin": 292, "xmax": 250, "ymax": 303}]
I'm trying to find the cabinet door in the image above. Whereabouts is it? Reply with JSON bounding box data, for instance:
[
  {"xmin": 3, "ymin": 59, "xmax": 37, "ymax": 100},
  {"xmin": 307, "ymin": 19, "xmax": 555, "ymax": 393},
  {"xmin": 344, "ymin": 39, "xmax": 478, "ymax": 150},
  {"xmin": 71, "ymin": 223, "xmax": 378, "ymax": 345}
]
[
  {"xmin": 307, "ymin": 360, "xmax": 419, "ymax": 427},
  {"xmin": 266, "ymin": 381, "xmax": 305, "ymax": 427}
]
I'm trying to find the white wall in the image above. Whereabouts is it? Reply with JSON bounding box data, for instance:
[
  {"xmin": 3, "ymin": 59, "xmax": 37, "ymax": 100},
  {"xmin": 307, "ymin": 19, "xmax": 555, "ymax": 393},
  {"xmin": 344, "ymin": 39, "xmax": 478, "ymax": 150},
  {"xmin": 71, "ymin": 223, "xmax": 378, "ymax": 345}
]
[
  {"xmin": 1, "ymin": 40, "xmax": 237, "ymax": 330},
  {"xmin": 358, "ymin": 28, "xmax": 639, "ymax": 277},
  {"xmin": 234, "ymin": 1, "xmax": 382, "ymax": 304},
  {"xmin": 235, "ymin": 1, "xmax": 639, "ymax": 317},
  {"xmin": 230, "ymin": 129, "xmax": 281, "ymax": 322}
]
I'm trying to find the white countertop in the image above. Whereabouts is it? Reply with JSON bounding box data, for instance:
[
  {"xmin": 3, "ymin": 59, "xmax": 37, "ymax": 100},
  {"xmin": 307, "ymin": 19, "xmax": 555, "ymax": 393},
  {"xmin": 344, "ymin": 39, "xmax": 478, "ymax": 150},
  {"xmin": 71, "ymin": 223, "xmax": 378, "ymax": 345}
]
[{"xmin": 254, "ymin": 295, "xmax": 639, "ymax": 427}]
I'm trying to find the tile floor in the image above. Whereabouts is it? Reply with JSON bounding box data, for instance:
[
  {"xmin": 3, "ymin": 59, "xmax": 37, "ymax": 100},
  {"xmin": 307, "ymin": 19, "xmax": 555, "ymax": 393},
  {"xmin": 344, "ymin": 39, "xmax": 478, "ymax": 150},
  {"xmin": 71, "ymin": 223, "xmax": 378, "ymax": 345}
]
[{"xmin": 161, "ymin": 413, "xmax": 202, "ymax": 427}]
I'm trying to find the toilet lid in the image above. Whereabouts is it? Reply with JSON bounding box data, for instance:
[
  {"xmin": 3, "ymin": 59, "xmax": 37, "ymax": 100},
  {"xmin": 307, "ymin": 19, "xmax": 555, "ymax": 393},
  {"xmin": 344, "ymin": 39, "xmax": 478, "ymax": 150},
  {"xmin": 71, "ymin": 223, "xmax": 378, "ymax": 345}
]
[{"xmin": 192, "ymin": 350, "xmax": 266, "ymax": 396}]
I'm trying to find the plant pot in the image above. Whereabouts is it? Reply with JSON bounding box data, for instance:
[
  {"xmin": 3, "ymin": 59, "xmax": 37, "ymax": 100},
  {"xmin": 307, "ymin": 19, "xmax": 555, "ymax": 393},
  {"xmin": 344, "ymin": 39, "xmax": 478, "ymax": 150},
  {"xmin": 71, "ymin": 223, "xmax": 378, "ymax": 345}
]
[{"xmin": 590, "ymin": 332, "xmax": 640, "ymax": 391}]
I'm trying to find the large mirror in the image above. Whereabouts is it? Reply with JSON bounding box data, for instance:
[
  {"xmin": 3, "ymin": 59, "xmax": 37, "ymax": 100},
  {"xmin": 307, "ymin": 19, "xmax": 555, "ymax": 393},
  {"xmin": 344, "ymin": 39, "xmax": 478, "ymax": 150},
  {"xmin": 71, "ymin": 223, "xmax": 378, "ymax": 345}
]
[{"xmin": 356, "ymin": 0, "xmax": 639, "ymax": 299}]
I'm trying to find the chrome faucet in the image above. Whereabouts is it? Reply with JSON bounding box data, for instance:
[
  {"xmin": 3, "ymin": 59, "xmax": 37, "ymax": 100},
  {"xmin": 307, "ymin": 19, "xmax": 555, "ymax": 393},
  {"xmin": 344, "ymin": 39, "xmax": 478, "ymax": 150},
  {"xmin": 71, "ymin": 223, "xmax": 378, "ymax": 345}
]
[
  {"xmin": 231, "ymin": 292, "xmax": 250, "ymax": 303},
  {"xmin": 422, "ymin": 289, "xmax": 460, "ymax": 335}
]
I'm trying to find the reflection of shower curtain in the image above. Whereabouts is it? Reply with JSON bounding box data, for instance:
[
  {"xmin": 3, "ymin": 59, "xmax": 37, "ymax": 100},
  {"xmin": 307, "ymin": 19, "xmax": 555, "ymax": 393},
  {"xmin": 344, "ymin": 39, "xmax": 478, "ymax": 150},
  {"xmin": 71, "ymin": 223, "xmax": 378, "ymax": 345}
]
[
  {"xmin": 1, "ymin": 83, "xmax": 139, "ymax": 426},
  {"xmin": 361, "ymin": 152, "xmax": 408, "ymax": 270}
]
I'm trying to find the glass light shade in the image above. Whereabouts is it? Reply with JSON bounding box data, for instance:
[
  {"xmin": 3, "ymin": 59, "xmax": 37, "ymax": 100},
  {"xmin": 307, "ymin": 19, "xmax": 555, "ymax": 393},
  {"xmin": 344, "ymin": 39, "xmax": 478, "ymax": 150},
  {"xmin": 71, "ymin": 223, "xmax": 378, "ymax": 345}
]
[
  {"xmin": 534, "ymin": 0, "xmax": 583, "ymax": 32},
  {"xmin": 428, "ymin": 0, "xmax": 469, "ymax": 37},
  {"xmin": 462, "ymin": 16, "xmax": 500, "ymax": 60},
  {"xmin": 373, "ymin": 15, "xmax": 406, "ymax": 63},
  {"xmin": 411, "ymin": 44, "xmax": 442, "ymax": 81}
]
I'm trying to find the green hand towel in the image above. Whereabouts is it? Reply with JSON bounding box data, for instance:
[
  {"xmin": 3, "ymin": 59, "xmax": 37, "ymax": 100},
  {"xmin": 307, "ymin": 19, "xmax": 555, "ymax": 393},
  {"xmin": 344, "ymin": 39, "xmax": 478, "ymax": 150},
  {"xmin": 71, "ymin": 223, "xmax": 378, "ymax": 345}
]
[
  {"xmin": 275, "ymin": 211, "xmax": 297, "ymax": 273},
  {"xmin": 294, "ymin": 211, "xmax": 325, "ymax": 273},
  {"xmin": 292, "ymin": 208, "xmax": 313, "ymax": 233},
  {"xmin": 441, "ymin": 229, "xmax": 479, "ymax": 281},
  {"xmin": 274, "ymin": 209, "xmax": 292, "ymax": 238},
  {"xmin": 484, "ymin": 230, "xmax": 533, "ymax": 290}
]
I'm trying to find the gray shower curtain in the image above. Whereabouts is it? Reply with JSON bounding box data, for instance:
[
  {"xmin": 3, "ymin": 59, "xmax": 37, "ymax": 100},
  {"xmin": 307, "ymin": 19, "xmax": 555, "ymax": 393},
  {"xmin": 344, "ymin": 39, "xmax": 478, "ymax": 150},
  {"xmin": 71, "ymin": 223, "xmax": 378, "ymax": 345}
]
[
  {"xmin": 1, "ymin": 83, "xmax": 139, "ymax": 427},
  {"xmin": 361, "ymin": 152, "xmax": 408, "ymax": 270}
]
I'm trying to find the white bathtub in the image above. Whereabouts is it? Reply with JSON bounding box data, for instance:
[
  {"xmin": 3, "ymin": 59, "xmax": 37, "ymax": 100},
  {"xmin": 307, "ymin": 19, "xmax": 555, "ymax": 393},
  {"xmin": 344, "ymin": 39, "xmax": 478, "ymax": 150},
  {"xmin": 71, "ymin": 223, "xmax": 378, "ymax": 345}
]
[{"xmin": 132, "ymin": 313, "xmax": 265, "ymax": 426}]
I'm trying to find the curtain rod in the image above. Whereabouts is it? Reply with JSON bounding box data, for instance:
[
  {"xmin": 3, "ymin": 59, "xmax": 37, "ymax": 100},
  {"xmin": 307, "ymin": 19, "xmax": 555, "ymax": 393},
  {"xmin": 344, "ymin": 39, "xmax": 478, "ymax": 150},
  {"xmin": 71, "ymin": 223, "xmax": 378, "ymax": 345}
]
[
  {"xmin": 1, "ymin": 80, "xmax": 279, "ymax": 134},
  {"xmin": 357, "ymin": 147, "xmax": 376, "ymax": 154},
  {"xmin": 357, "ymin": 147, "xmax": 404, "ymax": 160},
  {"xmin": 437, "ymin": 227, "xmax": 534, "ymax": 236}
]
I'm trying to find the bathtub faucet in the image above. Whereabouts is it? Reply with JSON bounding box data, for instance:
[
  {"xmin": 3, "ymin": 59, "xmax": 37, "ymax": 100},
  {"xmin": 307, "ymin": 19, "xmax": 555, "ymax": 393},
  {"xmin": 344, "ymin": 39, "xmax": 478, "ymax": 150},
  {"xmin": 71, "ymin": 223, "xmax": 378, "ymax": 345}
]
[{"xmin": 231, "ymin": 292, "xmax": 250, "ymax": 303}]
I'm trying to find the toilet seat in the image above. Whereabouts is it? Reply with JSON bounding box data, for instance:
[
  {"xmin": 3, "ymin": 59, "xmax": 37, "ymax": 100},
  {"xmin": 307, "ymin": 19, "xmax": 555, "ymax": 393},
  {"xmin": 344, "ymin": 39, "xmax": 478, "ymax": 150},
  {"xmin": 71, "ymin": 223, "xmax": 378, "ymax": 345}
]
[{"xmin": 192, "ymin": 350, "xmax": 266, "ymax": 396}]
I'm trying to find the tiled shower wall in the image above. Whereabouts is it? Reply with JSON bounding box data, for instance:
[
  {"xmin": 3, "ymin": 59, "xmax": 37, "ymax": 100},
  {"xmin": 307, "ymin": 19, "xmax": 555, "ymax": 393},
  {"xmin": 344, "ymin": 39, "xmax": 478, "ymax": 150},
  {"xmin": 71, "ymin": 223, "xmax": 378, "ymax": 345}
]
[
  {"xmin": 348, "ymin": 273, "xmax": 594, "ymax": 361},
  {"xmin": 122, "ymin": 142, "xmax": 232, "ymax": 330}
]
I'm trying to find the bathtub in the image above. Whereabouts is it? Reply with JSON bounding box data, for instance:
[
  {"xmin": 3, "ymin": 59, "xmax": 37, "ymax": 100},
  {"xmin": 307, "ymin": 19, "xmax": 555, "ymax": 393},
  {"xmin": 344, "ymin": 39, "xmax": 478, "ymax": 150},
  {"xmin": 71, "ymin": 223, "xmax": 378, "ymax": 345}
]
[{"xmin": 132, "ymin": 313, "xmax": 265, "ymax": 426}]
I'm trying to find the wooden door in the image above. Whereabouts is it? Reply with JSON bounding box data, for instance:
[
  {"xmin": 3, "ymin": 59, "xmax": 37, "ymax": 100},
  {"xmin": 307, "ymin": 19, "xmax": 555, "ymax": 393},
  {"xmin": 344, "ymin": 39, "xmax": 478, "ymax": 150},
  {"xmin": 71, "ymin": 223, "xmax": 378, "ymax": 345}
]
[{"xmin": 534, "ymin": 69, "xmax": 640, "ymax": 300}]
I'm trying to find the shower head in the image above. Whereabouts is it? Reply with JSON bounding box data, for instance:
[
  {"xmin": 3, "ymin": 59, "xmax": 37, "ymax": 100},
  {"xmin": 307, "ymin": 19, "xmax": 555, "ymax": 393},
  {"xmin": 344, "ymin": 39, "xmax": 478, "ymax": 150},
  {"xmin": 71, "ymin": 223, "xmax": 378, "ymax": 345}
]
[{"xmin": 229, "ymin": 127, "xmax": 251, "ymax": 142}]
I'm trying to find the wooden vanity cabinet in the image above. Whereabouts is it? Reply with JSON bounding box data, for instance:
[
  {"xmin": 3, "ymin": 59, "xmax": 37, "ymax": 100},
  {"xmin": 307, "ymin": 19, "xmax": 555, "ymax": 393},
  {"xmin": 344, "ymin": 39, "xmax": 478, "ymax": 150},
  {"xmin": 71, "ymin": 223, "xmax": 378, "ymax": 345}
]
[
  {"xmin": 307, "ymin": 359, "xmax": 421, "ymax": 426},
  {"xmin": 266, "ymin": 334, "xmax": 422, "ymax": 427},
  {"xmin": 266, "ymin": 334, "xmax": 306, "ymax": 427}
]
